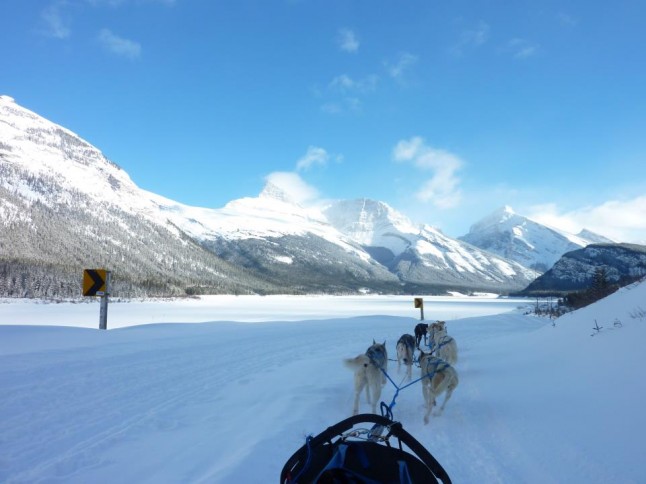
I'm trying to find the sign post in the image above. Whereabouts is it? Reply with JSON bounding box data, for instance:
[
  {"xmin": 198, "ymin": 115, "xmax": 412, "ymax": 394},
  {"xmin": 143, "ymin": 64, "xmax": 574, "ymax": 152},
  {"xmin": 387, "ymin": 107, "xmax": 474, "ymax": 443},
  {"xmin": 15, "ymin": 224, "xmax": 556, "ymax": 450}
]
[
  {"xmin": 83, "ymin": 269, "xmax": 111, "ymax": 330},
  {"xmin": 414, "ymin": 297, "xmax": 424, "ymax": 321}
]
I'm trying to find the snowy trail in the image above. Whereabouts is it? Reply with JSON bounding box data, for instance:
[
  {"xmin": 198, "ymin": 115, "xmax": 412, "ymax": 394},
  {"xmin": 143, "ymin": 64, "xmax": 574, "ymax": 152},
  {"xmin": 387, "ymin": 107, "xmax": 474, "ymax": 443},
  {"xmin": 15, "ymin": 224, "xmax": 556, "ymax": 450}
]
[
  {"xmin": 2, "ymin": 288, "xmax": 646, "ymax": 483},
  {"xmin": 1, "ymin": 318, "xmax": 394, "ymax": 482}
]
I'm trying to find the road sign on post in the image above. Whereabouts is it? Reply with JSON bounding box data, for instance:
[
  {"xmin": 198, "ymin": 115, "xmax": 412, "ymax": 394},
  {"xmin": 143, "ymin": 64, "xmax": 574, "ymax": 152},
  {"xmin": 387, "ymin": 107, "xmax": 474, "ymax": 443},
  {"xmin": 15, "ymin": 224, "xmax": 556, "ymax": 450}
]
[
  {"xmin": 83, "ymin": 269, "xmax": 111, "ymax": 330},
  {"xmin": 414, "ymin": 297, "xmax": 424, "ymax": 321},
  {"xmin": 83, "ymin": 269, "xmax": 107, "ymax": 296}
]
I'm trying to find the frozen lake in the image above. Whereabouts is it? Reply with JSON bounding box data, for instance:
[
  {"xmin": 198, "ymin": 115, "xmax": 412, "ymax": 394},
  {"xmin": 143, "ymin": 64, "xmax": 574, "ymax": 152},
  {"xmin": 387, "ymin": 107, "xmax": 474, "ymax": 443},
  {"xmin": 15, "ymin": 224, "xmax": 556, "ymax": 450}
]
[{"xmin": 0, "ymin": 294, "xmax": 533, "ymax": 329}]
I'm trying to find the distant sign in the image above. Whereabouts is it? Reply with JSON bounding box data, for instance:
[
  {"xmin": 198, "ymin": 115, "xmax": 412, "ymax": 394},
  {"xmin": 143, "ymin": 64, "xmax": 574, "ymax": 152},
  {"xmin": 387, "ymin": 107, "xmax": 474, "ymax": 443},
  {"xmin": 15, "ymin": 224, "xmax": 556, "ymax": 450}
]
[
  {"xmin": 414, "ymin": 297, "xmax": 424, "ymax": 308},
  {"xmin": 83, "ymin": 269, "xmax": 107, "ymax": 297}
]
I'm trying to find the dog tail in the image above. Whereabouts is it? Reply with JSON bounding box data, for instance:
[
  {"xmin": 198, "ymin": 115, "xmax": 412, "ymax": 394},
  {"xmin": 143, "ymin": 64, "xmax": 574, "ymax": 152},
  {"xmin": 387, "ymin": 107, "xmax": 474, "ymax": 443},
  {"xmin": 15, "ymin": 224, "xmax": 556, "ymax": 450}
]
[{"xmin": 343, "ymin": 354, "xmax": 370, "ymax": 370}]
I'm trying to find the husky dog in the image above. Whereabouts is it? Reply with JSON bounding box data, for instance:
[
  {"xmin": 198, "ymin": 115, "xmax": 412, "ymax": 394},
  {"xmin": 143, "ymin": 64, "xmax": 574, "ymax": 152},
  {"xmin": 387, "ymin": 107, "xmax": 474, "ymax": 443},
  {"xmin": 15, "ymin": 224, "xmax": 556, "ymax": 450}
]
[
  {"xmin": 426, "ymin": 321, "xmax": 446, "ymax": 345},
  {"xmin": 344, "ymin": 340, "xmax": 388, "ymax": 415},
  {"xmin": 414, "ymin": 323, "xmax": 429, "ymax": 348},
  {"xmin": 396, "ymin": 334, "xmax": 416, "ymax": 381},
  {"xmin": 434, "ymin": 334, "xmax": 458, "ymax": 365},
  {"xmin": 427, "ymin": 321, "xmax": 458, "ymax": 365},
  {"xmin": 419, "ymin": 352, "xmax": 459, "ymax": 424}
]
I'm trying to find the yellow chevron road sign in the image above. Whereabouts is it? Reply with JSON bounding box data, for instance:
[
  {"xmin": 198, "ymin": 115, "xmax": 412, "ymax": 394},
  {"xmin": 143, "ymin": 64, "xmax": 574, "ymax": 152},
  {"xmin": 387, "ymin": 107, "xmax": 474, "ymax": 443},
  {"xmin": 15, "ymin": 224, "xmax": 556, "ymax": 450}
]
[{"xmin": 83, "ymin": 269, "xmax": 107, "ymax": 297}]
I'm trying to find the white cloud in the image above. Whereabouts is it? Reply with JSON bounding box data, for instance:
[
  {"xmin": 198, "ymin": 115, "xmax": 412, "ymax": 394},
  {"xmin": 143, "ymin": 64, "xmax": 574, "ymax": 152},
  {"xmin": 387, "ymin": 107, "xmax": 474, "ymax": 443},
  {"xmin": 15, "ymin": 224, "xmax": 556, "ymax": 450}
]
[
  {"xmin": 527, "ymin": 196, "xmax": 646, "ymax": 244},
  {"xmin": 98, "ymin": 29, "xmax": 141, "ymax": 59},
  {"xmin": 393, "ymin": 137, "xmax": 464, "ymax": 209},
  {"xmin": 322, "ymin": 74, "xmax": 373, "ymax": 114},
  {"xmin": 320, "ymin": 98, "xmax": 362, "ymax": 114},
  {"xmin": 320, "ymin": 103, "xmax": 342, "ymax": 114},
  {"xmin": 507, "ymin": 38, "xmax": 539, "ymax": 59},
  {"xmin": 337, "ymin": 28, "xmax": 359, "ymax": 53},
  {"xmin": 264, "ymin": 172, "xmax": 319, "ymax": 205},
  {"xmin": 41, "ymin": 2, "xmax": 71, "ymax": 39},
  {"xmin": 452, "ymin": 21, "xmax": 490, "ymax": 56},
  {"xmin": 385, "ymin": 52, "xmax": 418, "ymax": 82},
  {"xmin": 557, "ymin": 12, "xmax": 578, "ymax": 27},
  {"xmin": 329, "ymin": 74, "xmax": 378, "ymax": 93},
  {"xmin": 296, "ymin": 146, "xmax": 330, "ymax": 171}
]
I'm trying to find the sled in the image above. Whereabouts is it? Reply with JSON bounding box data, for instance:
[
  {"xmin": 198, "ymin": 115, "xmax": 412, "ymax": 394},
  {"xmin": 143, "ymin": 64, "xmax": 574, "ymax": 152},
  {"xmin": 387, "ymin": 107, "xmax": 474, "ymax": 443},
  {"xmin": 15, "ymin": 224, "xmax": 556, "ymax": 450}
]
[{"xmin": 280, "ymin": 413, "xmax": 451, "ymax": 483}]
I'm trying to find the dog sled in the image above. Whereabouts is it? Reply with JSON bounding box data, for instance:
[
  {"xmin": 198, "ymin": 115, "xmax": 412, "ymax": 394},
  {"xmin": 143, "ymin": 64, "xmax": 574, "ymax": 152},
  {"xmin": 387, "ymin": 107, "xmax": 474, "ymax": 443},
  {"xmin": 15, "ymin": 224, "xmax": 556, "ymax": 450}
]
[{"xmin": 280, "ymin": 412, "xmax": 451, "ymax": 483}]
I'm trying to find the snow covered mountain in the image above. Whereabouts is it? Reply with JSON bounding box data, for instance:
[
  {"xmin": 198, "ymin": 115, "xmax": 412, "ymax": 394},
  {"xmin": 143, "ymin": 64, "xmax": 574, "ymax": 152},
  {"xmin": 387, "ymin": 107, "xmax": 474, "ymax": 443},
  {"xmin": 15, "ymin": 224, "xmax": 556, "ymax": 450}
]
[
  {"xmin": 1, "ymin": 95, "xmax": 537, "ymax": 296},
  {"xmin": 323, "ymin": 199, "xmax": 539, "ymax": 293},
  {"xmin": 0, "ymin": 95, "xmax": 279, "ymax": 297},
  {"xmin": 148, "ymin": 186, "xmax": 401, "ymax": 294},
  {"xmin": 459, "ymin": 206, "xmax": 611, "ymax": 273}
]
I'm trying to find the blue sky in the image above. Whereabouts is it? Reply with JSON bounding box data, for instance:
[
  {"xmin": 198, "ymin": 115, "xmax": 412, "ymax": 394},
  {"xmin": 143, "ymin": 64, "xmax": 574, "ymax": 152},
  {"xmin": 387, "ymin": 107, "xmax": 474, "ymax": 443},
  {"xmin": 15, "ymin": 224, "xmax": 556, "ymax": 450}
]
[{"xmin": 2, "ymin": 0, "xmax": 646, "ymax": 242}]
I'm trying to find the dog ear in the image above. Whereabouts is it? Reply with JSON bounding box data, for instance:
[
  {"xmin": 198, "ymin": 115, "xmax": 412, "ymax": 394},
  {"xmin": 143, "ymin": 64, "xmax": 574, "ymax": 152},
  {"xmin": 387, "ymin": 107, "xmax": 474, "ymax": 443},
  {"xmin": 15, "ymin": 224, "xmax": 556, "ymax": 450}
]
[
  {"xmin": 373, "ymin": 338, "xmax": 376, "ymax": 344},
  {"xmin": 382, "ymin": 340, "xmax": 386, "ymax": 347}
]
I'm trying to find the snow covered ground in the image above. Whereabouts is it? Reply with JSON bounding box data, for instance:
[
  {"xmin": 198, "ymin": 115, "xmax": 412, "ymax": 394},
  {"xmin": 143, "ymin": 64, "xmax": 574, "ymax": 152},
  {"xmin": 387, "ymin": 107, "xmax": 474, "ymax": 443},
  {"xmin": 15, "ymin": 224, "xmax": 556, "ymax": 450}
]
[{"xmin": 1, "ymin": 288, "xmax": 645, "ymax": 483}]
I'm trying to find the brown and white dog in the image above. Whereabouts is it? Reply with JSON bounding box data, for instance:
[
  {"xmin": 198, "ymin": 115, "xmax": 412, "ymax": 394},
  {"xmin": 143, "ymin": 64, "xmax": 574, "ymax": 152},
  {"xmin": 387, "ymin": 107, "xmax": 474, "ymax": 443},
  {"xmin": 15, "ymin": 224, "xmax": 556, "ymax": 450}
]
[
  {"xmin": 396, "ymin": 334, "xmax": 416, "ymax": 381},
  {"xmin": 419, "ymin": 351, "xmax": 459, "ymax": 424},
  {"xmin": 343, "ymin": 340, "xmax": 388, "ymax": 415}
]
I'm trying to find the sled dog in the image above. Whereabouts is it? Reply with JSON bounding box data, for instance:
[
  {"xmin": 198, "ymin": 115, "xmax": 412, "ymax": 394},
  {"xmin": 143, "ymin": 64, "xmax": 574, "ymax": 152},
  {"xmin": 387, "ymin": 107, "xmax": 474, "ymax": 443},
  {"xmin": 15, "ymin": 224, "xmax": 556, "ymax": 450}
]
[
  {"xmin": 426, "ymin": 321, "xmax": 446, "ymax": 345},
  {"xmin": 344, "ymin": 340, "xmax": 388, "ymax": 415},
  {"xmin": 427, "ymin": 321, "xmax": 458, "ymax": 364},
  {"xmin": 414, "ymin": 323, "xmax": 429, "ymax": 348},
  {"xmin": 396, "ymin": 334, "xmax": 416, "ymax": 381},
  {"xmin": 419, "ymin": 352, "xmax": 459, "ymax": 425}
]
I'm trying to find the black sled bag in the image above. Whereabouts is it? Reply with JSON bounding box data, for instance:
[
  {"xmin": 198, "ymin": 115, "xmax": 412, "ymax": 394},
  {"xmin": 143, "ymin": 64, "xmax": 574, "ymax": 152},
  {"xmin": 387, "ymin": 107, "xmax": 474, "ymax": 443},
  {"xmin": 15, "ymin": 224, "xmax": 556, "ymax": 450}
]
[{"xmin": 280, "ymin": 413, "xmax": 451, "ymax": 483}]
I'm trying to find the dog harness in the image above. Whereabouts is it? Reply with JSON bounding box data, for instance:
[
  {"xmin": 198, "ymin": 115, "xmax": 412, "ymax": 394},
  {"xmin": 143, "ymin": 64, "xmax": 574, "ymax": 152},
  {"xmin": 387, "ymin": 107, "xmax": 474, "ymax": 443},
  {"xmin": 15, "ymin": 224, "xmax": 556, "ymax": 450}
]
[
  {"xmin": 421, "ymin": 357, "xmax": 450, "ymax": 376},
  {"xmin": 378, "ymin": 356, "xmax": 452, "ymax": 420},
  {"xmin": 435, "ymin": 335, "xmax": 454, "ymax": 350}
]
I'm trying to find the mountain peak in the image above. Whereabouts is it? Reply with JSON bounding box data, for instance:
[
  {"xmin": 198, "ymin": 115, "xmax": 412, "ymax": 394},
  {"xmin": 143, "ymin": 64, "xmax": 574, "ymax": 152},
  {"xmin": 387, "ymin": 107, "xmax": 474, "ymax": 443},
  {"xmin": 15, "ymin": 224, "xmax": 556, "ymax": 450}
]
[
  {"xmin": 460, "ymin": 206, "xmax": 593, "ymax": 272},
  {"xmin": 494, "ymin": 205, "xmax": 515, "ymax": 219},
  {"xmin": 0, "ymin": 95, "xmax": 16, "ymax": 104},
  {"xmin": 259, "ymin": 181, "xmax": 297, "ymax": 204},
  {"xmin": 577, "ymin": 228, "xmax": 615, "ymax": 244},
  {"xmin": 468, "ymin": 206, "xmax": 519, "ymax": 233}
]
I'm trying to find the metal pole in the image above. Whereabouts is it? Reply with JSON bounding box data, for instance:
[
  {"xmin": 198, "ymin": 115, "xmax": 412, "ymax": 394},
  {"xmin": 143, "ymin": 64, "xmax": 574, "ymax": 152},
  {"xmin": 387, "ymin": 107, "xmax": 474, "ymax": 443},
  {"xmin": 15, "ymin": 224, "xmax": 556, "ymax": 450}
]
[
  {"xmin": 99, "ymin": 271, "xmax": 111, "ymax": 330},
  {"xmin": 420, "ymin": 306, "xmax": 424, "ymax": 321}
]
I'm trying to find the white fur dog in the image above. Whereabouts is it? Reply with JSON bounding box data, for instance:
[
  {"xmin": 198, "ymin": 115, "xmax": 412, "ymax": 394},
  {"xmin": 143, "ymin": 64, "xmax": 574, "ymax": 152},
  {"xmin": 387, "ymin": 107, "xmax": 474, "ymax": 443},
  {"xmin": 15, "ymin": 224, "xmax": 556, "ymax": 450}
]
[
  {"xmin": 419, "ymin": 352, "xmax": 459, "ymax": 424},
  {"xmin": 396, "ymin": 334, "xmax": 416, "ymax": 381},
  {"xmin": 428, "ymin": 321, "xmax": 458, "ymax": 365},
  {"xmin": 344, "ymin": 340, "xmax": 388, "ymax": 415}
]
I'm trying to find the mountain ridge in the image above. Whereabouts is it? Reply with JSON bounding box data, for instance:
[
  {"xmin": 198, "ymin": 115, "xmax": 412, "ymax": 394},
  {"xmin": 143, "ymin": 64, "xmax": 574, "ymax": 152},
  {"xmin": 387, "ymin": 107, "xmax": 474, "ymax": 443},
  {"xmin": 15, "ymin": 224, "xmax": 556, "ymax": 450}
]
[{"xmin": 0, "ymin": 95, "xmax": 613, "ymax": 297}]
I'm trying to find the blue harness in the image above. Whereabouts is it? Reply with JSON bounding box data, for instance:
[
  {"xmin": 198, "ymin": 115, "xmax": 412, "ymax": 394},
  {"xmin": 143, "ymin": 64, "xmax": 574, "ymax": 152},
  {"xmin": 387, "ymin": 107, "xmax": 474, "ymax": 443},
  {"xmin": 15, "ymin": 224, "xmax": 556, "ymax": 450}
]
[{"xmin": 379, "ymin": 356, "xmax": 450, "ymax": 420}]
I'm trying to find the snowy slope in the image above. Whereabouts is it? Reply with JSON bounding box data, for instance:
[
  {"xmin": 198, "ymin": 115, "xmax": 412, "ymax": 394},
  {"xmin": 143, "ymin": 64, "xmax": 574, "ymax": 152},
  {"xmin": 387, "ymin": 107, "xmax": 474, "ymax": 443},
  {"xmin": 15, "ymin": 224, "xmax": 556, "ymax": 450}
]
[
  {"xmin": 0, "ymin": 95, "xmax": 169, "ymax": 227},
  {"xmin": 2, "ymin": 282, "xmax": 644, "ymax": 482},
  {"xmin": 0, "ymin": 95, "xmax": 283, "ymax": 296},
  {"xmin": 459, "ymin": 205, "xmax": 605, "ymax": 272}
]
